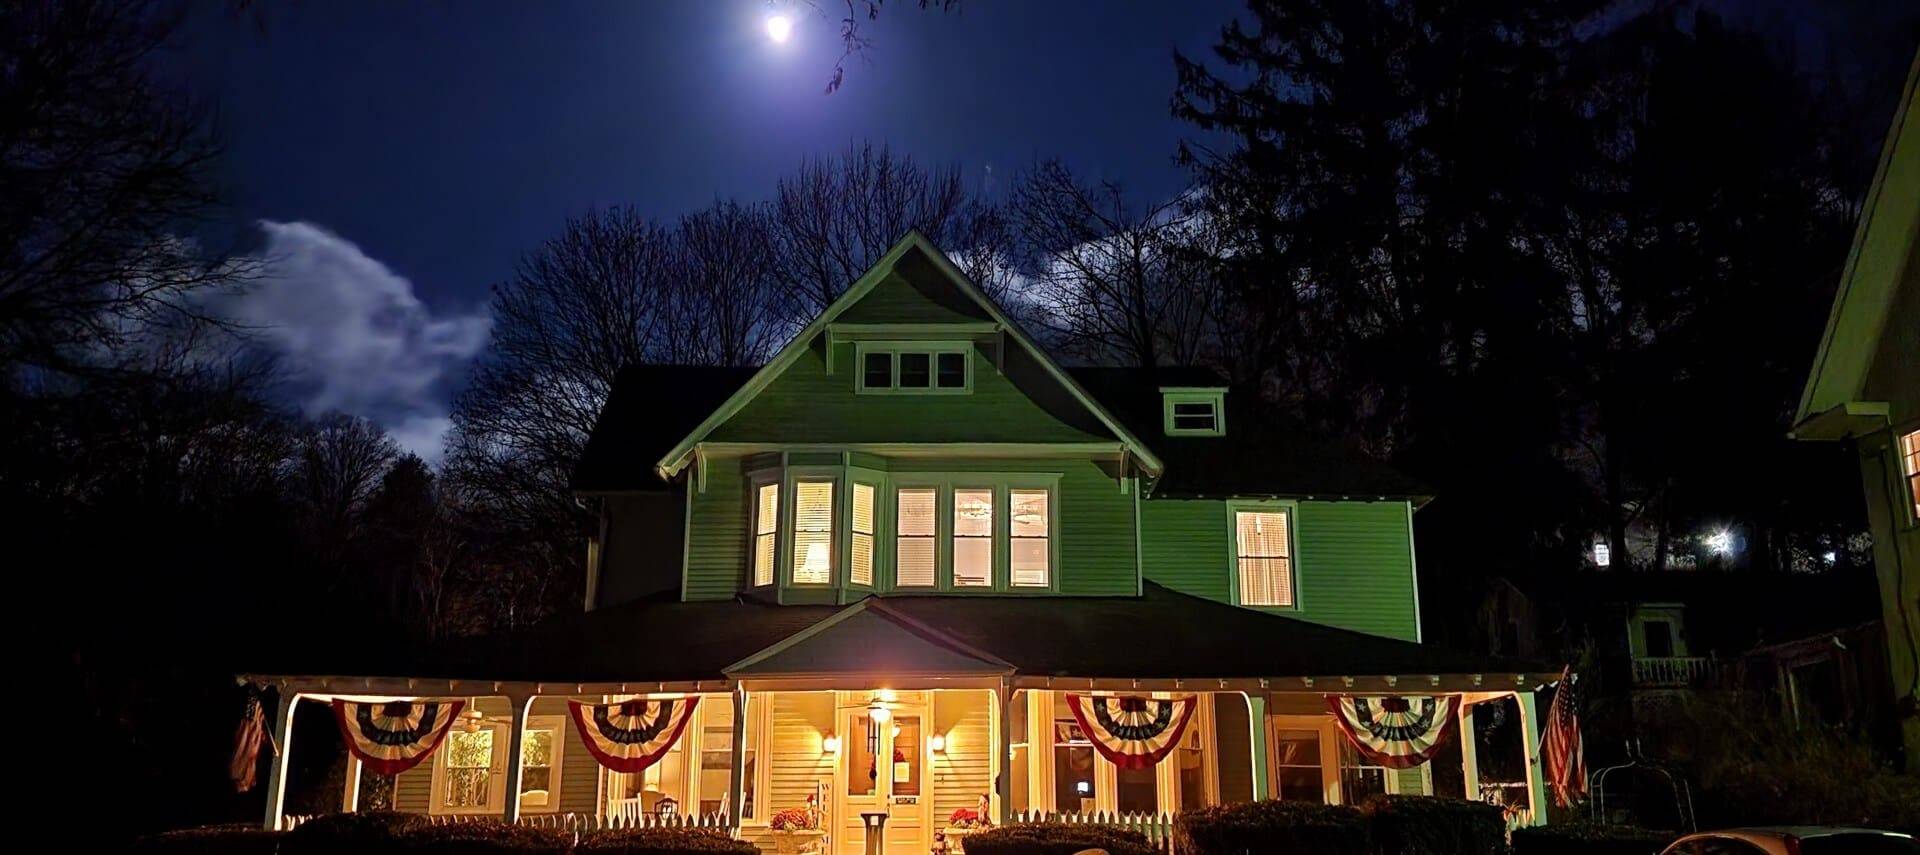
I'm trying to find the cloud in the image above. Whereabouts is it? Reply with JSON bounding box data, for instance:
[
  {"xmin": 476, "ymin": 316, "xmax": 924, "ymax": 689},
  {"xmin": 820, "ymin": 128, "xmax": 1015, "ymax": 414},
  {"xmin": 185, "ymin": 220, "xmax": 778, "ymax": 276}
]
[{"xmin": 227, "ymin": 221, "xmax": 489, "ymax": 462}]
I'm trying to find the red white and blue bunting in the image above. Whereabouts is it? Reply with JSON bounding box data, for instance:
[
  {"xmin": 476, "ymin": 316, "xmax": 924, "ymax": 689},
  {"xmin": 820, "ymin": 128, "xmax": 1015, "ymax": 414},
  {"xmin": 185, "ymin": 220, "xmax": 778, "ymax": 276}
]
[
  {"xmin": 569, "ymin": 697, "xmax": 701, "ymax": 774},
  {"xmin": 1064, "ymin": 694, "xmax": 1198, "ymax": 770},
  {"xmin": 1324, "ymin": 695, "xmax": 1459, "ymax": 769},
  {"xmin": 330, "ymin": 699, "xmax": 465, "ymax": 776}
]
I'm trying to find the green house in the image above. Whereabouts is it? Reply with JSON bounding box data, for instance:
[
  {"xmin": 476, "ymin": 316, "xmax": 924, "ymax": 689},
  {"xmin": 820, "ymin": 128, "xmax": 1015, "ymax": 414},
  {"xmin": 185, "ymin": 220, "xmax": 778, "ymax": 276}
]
[
  {"xmin": 1793, "ymin": 51, "xmax": 1920, "ymax": 762},
  {"xmin": 248, "ymin": 232, "xmax": 1547, "ymax": 849}
]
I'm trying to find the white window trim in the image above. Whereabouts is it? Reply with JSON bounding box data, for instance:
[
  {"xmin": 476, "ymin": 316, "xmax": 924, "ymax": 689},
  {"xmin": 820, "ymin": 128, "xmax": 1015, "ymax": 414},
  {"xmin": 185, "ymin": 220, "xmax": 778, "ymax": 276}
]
[
  {"xmin": 1268, "ymin": 714, "xmax": 1399, "ymax": 806},
  {"xmin": 1032, "ymin": 691, "xmax": 1217, "ymax": 815},
  {"xmin": 1899, "ymin": 426, "xmax": 1920, "ymax": 528},
  {"xmin": 1227, "ymin": 501, "xmax": 1300, "ymax": 610},
  {"xmin": 787, "ymin": 475, "xmax": 841, "ymax": 587},
  {"xmin": 429, "ymin": 713, "xmax": 567, "ymax": 815},
  {"xmin": 888, "ymin": 474, "xmax": 1062, "ymax": 593},
  {"xmin": 748, "ymin": 477, "xmax": 780, "ymax": 588},
  {"xmin": 855, "ymin": 341, "xmax": 974, "ymax": 395},
  {"xmin": 1161, "ymin": 387, "xmax": 1227, "ymax": 436}
]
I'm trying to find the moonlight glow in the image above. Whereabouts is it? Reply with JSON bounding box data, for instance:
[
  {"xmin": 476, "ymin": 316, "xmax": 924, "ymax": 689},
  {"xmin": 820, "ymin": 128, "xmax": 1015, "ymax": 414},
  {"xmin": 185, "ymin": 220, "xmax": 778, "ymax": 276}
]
[{"xmin": 765, "ymin": 14, "xmax": 793, "ymax": 43}]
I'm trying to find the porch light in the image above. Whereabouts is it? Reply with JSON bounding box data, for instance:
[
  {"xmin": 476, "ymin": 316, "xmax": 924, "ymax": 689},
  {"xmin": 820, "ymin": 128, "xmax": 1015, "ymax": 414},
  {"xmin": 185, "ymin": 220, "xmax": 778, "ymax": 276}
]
[
  {"xmin": 823, "ymin": 732, "xmax": 841, "ymax": 755},
  {"xmin": 868, "ymin": 700, "xmax": 892, "ymax": 725},
  {"xmin": 930, "ymin": 733, "xmax": 946, "ymax": 753}
]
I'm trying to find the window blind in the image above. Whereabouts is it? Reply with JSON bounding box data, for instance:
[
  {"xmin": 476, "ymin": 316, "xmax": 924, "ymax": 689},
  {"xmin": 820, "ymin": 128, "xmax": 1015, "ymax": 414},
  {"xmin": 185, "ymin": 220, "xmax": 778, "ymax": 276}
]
[
  {"xmin": 953, "ymin": 488, "xmax": 994, "ymax": 587},
  {"xmin": 1236, "ymin": 510, "xmax": 1293, "ymax": 606},
  {"xmin": 851, "ymin": 483, "xmax": 875, "ymax": 586},
  {"xmin": 791, "ymin": 480, "xmax": 834, "ymax": 585},
  {"xmin": 752, "ymin": 483, "xmax": 778, "ymax": 587},
  {"xmin": 1010, "ymin": 488, "xmax": 1050, "ymax": 587},
  {"xmin": 896, "ymin": 488, "xmax": 937, "ymax": 587}
]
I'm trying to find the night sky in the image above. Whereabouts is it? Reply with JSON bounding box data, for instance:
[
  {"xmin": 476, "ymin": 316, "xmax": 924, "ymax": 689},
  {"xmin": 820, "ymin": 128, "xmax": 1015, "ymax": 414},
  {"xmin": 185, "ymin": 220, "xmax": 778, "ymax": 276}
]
[{"xmin": 154, "ymin": 0, "xmax": 1888, "ymax": 459}]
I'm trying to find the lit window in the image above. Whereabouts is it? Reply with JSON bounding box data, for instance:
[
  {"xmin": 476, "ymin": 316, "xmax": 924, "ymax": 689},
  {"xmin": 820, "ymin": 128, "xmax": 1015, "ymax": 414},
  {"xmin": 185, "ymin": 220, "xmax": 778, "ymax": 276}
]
[
  {"xmin": 441, "ymin": 728, "xmax": 495, "ymax": 810},
  {"xmin": 1011, "ymin": 489, "xmax": 1050, "ymax": 587},
  {"xmin": 851, "ymin": 483, "xmax": 876, "ymax": 586},
  {"xmin": 953, "ymin": 488, "xmax": 995, "ymax": 587},
  {"xmin": 896, "ymin": 488, "xmax": 937, "ymax": 587},
  {"xmin": 1902, "ymin": 430, "xmax": 1919, "ymax": 521},
  {"xmin": 1273, "ymin": 729, "xmax": 1325, "ymax": 804},
  {"xmin": 792, "ymin": 480, "xmax": 834, "ymax": 585},
  {"xmin": 1053, "ymin": 710, "xmax": 1096, "ymax": 813},
  {"xmin": 518, "ymin": 724, "xmax": 558, "ymax": 809},
  {"xmin": 700, "ymin": 702, "xmax": 754, "ymax": 818},
  {"xmin": 1592, "ymin": 540, "xmax": 1611, "ymax": 567},
  {"xmin": 1235, "ymin": 509, "xmax": 1294, "ymax": 607},
  {"xmin": 752, "ymin": 483, "xmax": 778, "ymax": 587}
]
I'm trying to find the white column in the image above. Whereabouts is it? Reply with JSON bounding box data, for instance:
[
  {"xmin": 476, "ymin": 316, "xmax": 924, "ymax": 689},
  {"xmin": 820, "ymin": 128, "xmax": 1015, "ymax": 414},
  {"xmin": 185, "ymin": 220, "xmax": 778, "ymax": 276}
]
[
  {"xmin": 341, "ymin": 753, "xmax": 362, "ymax": 813},
  {"xmin": 503, "ymin": 695, "xmax": 531, "ymax": 823},
  {"xmin": 1515, "ymin": 690, "xmax": 1549, "ymax": 827},
  {"xmin": 728, "ymin": 687, "xmax": 748, "ymax": 827},
  {"xmin": 1246, "ymin": 692, "xmax": 1269, "ymax": 800},
  {"xmin": 994, "ymin": 682, "xmax": 1013, "ymax": 824},
  {"xmin": 1457, "ymin": 699, "xmax": 1481, "ymax": 802},
  {"xmin": 262, "ymin": 691, "xmax": 300, "ymax": 830}
]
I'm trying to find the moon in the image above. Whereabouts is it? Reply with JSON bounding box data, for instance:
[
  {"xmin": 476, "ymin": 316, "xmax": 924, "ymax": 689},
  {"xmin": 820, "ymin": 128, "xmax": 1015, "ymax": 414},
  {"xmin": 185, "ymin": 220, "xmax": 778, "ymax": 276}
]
[{"xmin": 766, "ymin": 14, "xmax": 794, "ymax": 44}]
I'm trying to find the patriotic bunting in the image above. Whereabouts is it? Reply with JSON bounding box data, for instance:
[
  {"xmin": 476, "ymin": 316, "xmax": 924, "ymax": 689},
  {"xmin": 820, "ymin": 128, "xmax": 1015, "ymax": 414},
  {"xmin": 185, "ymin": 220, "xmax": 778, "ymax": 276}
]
[
  {"xmin": 1325, "ymin": 695, "xmax": 1458, "ymax": 769},
  {"xmin": 569, "ymin": 697, "xmax": 700, "ymax": 774},
  {"xmin": 1064, "ymin": 694, "xmax": 1198, "ymax": 770},
  {"xmin": 330, "ymin": 699, "xmax": 465, "ymax": 776}
]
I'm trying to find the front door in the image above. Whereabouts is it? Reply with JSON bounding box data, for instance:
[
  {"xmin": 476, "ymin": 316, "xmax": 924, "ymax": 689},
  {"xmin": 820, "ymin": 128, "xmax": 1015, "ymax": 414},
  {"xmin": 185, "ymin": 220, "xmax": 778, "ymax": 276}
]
[{"xmin": 834, "ymin": 700, "xmax": 929, "ymax": 854}]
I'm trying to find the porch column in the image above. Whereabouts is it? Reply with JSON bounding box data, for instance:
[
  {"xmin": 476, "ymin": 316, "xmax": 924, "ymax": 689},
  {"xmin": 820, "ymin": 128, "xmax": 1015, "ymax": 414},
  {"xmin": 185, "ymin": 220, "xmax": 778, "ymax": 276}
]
[
  {"xmin": 728, "ymin": 687, "xmax": 747, "ymax": 826},
  {"xmin": 502, "ymin": 694, "xmax": 531, "ymax": 824},
  {"xmin": 993, "ymin": 681, "xmax": 1013, "ymax": 824},
  {"xmin": 1514, "ymin": 690, "xmax": 1549, "ymax": 827},
  {"xmin": 1245, "ymin": 691, "xmax": 1269, "ymax": 800},
  {"xmin": 341, "ymin": 753, "xmax": 362, "ymax": 812},
  {"xmin": 1457, "ymin": 700, "xmax": 1480, "ymax": 802},
  {"xmin": 261, "ymin": 690, "xmax": 300, "ymax": 830}
]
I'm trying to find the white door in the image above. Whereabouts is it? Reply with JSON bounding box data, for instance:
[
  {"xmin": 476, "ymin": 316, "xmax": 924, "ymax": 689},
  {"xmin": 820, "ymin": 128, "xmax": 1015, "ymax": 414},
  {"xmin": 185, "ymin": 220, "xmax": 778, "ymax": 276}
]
[
  {"xmin": 432, "ymin": 721, "xmax": 508, "ymax": 815},
  {"xmin": 834, "ymin": 702, "xmax": 930, "ymax": 855}
]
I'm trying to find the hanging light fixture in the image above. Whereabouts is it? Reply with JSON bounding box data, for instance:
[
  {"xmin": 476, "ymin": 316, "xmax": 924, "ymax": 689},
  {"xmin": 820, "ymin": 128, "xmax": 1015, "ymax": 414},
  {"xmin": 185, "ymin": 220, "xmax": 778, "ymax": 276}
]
[{"xmin": 460, "ymin": 699, "xmax": 485, "ymax": 733}]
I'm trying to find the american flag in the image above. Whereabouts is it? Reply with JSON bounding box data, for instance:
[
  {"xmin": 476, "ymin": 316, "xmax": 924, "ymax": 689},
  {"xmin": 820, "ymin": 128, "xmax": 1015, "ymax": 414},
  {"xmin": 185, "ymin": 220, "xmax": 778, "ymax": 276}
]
[{"xmin": 1543, "ymin": 665, "xmax": 1586, "ymax": 807}]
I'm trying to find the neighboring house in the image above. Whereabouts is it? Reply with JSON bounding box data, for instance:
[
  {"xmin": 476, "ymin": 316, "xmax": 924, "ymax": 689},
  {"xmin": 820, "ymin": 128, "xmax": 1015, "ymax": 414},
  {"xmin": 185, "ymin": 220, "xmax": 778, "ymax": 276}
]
[
  {"xmin": 1792, "ymin": 51, "xmax": 1920, "ymax": 762},
  {"xmin": 247, "ymin": 232, "xmax": 1547, "ymax": 850}
]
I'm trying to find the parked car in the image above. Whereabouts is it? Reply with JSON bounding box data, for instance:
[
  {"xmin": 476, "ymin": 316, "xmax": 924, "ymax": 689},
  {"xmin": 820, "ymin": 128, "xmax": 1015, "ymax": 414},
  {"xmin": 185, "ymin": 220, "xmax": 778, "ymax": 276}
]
[{"xmin": 1661, "ymin": 827, "xmax": 1918, "ymax": 854}]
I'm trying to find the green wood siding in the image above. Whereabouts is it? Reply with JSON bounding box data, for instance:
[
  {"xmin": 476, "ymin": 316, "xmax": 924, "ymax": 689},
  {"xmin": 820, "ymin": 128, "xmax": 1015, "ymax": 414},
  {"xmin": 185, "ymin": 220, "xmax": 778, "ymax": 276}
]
[
  {"xmin": 835, "ymin": 271, "xmax": 989, "ymax": 325},
  {"xmin": 684, "ymin": 455, "xmax": 747, "ymax": 601},
  {"xmin": 1141, "ymin": 499, "xmax": 1419, "ymax": 640}
]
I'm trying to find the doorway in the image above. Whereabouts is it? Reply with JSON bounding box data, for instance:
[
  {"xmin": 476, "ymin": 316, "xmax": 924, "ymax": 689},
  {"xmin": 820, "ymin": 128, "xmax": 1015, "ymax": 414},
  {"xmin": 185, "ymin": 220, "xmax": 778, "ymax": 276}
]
[{"xmin": 833, "ymin": 695, "xmax": 930, "ymax": 854}]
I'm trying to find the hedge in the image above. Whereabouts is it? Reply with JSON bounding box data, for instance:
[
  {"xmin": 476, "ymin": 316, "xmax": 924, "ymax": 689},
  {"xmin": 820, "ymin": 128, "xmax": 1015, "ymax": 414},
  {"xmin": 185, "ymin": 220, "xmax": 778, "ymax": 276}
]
[
  {"xmin": 1510, "ymin": 822, "xmax": 1678, "ymax": 855},
  {"xmin": 126, "ymin": 824, "xmax": 284, "ymax": 855},
  {"xmin": 575, "ymin": 826, "xmax": 758, "ymax": 854},
  {"xmin": 1361, "ymin": 795, "xmax": 1509, "ymax": 855},
  {"xmin": 1176, "ymin": 801, "xmax": 1370, "ymax": 855},
  {"xmin": 962, "ymin": 822, "xmax": 1159, "ymax": 855},
  {"xmin": 282, "ymin": 811, "xmax": 431, "ymax": 855},
  {"xmin": 396, "ymin": 821, "xmax": 573, "ymax": 854}
]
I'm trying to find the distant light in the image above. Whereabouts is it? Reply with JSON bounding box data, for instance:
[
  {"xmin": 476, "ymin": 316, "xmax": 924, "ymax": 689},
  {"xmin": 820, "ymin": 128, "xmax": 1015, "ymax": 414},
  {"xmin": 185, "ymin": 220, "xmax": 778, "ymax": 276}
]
[
  {"xmin": 1704, "ymin": 530, "xmax": 1735, "ymax": 556},
  {"xmin": 766, "ymin": 14, "xmax": 793, "ymax": 43},
  {"xmin": 1593, "ymin": 541, "xmax": 1611, "ymax": 567},
  {"xmin": 1823, "ymin": 551, "xmax": 1837, "ymax": 565}
]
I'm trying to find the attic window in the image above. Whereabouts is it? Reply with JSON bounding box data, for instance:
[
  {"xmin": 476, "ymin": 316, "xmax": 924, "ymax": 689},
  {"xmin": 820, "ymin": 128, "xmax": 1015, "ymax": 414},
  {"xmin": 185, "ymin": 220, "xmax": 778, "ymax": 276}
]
[
  {"xmin": 1161, "ymin": 388, "xmax": 1227, "ymax": 436},
  {"xmin": 857, "ymin": 343, "xmax": 970, "ymax": 394}
]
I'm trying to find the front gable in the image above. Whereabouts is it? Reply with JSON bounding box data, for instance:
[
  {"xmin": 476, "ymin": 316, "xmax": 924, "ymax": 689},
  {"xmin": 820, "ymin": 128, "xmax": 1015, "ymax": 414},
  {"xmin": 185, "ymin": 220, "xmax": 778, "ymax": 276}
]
[{"xmin": 654, "ymin": 232, "xmax": 1162, "ymax": 479}]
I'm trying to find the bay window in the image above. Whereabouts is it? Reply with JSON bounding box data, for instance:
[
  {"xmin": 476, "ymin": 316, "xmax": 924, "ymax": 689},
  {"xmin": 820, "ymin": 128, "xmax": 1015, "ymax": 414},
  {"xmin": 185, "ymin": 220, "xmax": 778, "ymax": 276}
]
[
  {"xmin": 896, "ymin": 488, "xmax": 938, "ymax": 587},
  {"xmin": 751, "ymin": 483, "xmax": 778, "ymax": 587},
  {"xmin": 850, "ymin": 482, "xmax": 876, "ymax": 586},
  {"xmin": 952, "ymin": 488, "xmax": 995, "ymax": 587},
  {"xmin": 791, "ymin": 480, "xmax": 836, "ymax": 585}
]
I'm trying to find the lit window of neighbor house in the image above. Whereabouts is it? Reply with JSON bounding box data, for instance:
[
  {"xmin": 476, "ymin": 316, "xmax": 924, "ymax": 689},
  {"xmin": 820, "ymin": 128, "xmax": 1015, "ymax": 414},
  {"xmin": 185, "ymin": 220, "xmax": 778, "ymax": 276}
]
[
  {"xmin": 1902, "ymin": 429, "xmax": 1919, "ymax": 521},
  {"xmin": 1234, "ymin": 508, "xmax": 1294, "ymax": 607}
]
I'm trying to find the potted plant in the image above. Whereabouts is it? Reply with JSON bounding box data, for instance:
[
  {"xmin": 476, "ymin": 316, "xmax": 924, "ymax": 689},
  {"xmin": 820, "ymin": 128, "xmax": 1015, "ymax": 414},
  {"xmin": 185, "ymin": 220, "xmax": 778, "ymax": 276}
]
[
  {"xmin": 768, "ymin": 807, "xmax": 826, "ymax": 854},
  {"xmin": 937, "ymin": 804, "xmax": 993, "ymax": 853}
]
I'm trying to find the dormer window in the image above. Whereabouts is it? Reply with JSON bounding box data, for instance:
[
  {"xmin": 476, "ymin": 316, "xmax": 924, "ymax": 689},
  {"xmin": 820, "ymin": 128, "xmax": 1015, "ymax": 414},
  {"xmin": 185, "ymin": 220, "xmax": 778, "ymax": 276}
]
[
  {"xmin": 1162, "ymin": 387, "xmax": 1227, "ymax": 436},
  {"xmin": 857, "ymin": 343, "xmax": 971, "ymax": 394}
]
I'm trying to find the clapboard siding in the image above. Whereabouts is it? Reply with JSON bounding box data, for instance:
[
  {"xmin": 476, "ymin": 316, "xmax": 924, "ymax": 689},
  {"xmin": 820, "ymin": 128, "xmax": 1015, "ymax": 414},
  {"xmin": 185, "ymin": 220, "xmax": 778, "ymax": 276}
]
[
  {"xmin": 931, "ymin": 690, "xmax": 993, "ymax": 824},
  {"xmin": 1140, "ymin": 499, "xmax": 1419, "ymax": 641},
  {"xmin": 684, "ymin": 455, "xmax": 747, "ymax": 601},
  {"xmin": 768, "ymin": 692, "xmax": 834, "ymax": 816}
]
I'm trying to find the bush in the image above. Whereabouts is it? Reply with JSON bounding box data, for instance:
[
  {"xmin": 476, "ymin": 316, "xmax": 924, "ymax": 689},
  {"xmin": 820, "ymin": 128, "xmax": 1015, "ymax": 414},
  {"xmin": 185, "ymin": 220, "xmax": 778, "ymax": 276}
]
[
  {"xmin": 1175, "ymin": 801, "xmax": 1370, "ymax": 855},
  {"xmin": 962, "ymin": 822, "xmax": 1159, "ymax": 855},
  {"xmin": 1361, "ymin": 795, "xmax": 1509, "ymax": 855},
  {"xmin": 396, "ymin": 821, "xmax": 572, "ymax": 854},
  {"xmin": 1510, "ymin": 822, "xmax": 1677, "ymax": 855},
  {"xmin": 576, "ymin": 826, "xmax": 757, "ymax": 854},
  {"xmin": 282, "ymin": 811, "xmax": 431, "ymax": 855},
  {"xmin": 126, "ymin": 824, "xmax": 284, "ymax": 855}
]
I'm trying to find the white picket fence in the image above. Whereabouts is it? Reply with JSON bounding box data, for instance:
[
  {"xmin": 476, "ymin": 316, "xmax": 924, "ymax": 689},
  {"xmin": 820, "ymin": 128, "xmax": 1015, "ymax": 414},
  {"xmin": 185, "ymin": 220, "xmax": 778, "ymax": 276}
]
[
  {"xmin": 280, "ymin": 811, "xmax": 738, "ymax": 835},
  {"xmin": 1009, "ymin": 809, "xmax": 1178, "ymax": 853}
]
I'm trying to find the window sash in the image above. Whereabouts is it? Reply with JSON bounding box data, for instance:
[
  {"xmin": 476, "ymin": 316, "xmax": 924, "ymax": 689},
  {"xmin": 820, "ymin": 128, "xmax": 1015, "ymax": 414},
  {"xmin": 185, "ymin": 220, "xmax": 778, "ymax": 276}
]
[
  {"xmin": 896, "ymin": 488, "xmax": 938, "ymax": 587},
  {"xmin": 791, "ymin": 480, "xmax": 835, "ymax": 585},
  {"xmin": 752, "ymin": 483, "xmax": 778, "ymax": 587},
  {"xmin": 851, "ymin": 482, "xmax": 876, "ymax": 586},
  {"xmin": 1010, "ymin": 488, "xmax": 1050, "ymax": 587},
  {"xmin": 1235, "ymin": 510, "xmax": 1294, "ymax": 607},
  {"xmin": 953, "ymin": 488, "xmax": 994, "ymax": 587}
]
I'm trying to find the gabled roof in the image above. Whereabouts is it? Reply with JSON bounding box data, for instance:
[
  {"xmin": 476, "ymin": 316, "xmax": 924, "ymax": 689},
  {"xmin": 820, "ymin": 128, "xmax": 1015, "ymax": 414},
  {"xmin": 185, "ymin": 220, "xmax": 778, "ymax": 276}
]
[
  {"xmin": 725, "ymin": 598, "xmax": 1012, "ymax": 678},
  {"xmin": 573, "ymin": 365, "xmax": 757, "ymax": 493},
  {"xmin": 1069, "ymin": 367, "xmax": 1431, "ymax": 499},
  {"xmin": 650, "ymin": 231, "xmax": 1165, "ymax": 481},
  {"xmin": 1795, "ymin": 49, "xmax": 1919, "ymax": 436}
]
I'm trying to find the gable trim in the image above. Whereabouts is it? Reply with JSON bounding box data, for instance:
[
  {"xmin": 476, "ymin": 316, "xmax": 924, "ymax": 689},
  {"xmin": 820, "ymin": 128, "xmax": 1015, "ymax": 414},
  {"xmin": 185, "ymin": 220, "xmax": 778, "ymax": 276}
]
[
  {"xmin": 653, "ymin": 231, "xmax": 1166, "ymax": 480},
  {"xmin": 722, "ymin": 597, "xmax": 1015, "ymax": 676}
]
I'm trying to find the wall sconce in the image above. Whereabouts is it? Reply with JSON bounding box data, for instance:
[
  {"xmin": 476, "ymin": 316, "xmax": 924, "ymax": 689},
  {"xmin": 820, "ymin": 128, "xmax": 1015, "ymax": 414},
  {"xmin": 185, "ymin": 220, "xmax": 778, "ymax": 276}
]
[
  {"xmin": 822, "ymin": 732, "xmax": 841, "ymax": 755},
  {"xmin": 929, "ymin": 733, "xmax": 946, "ymax": 753}
]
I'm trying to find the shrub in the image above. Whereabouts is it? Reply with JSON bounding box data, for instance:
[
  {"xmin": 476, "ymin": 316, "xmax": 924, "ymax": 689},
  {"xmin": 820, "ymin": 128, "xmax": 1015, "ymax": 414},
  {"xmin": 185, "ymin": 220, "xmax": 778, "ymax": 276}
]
[
  {"xmin": 396, "ymin": 821, "xmax": 572, "ymax": 854},
  {"xmin": 1361, "ymin": 795, "xmax": 1509, "ymax": 855},
  {"xmin": 126, "ymin": 824, "xmax": 283, "ymax": 855},
  {"xmin": 1510, "ymin": 822, "xmax": 1677, "ymax": 855},
  {"xmin": 576, "ymin": 826, "xmax": 757, "ymax": 854},
  {"xmin": 282, "ymin": 811, "xmax": 430, "ymax": 855},
  {"xmin": 1175, "ymin": 801, "xmax": 1370, "ymax": 855},
  {"xmin": 963, "ymin": 822, "xmax": 1159, "ymax": 855}
]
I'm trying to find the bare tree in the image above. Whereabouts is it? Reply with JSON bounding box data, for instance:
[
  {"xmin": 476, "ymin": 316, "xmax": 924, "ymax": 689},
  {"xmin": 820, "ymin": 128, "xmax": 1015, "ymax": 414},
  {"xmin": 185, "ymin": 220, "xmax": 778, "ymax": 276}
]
[
  {"xmin": 664, "ymin": 200, "xmax": 785, "ymax": 366},
  {"xmin": 0, "ymin": 0, "xmax": 253, "ymax": 380},
  {"xmin": 1008, "ymin": 160, "xmax": 1220, "ymax": 367}
]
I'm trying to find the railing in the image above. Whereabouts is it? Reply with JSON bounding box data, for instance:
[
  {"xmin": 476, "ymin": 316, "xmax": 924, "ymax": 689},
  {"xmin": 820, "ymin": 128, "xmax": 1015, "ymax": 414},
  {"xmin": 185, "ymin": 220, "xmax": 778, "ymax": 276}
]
[
  {"xmin": 1632, "ymin": 656, "xmax": 1714, "ymax": 687},
  {"xmin": 1009, "ymin": 810, "xmax": 1177, "ymax": 853},
  {"xmin": 280, "ymin": 812, "xmax": 737, "ymax": 834}
]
